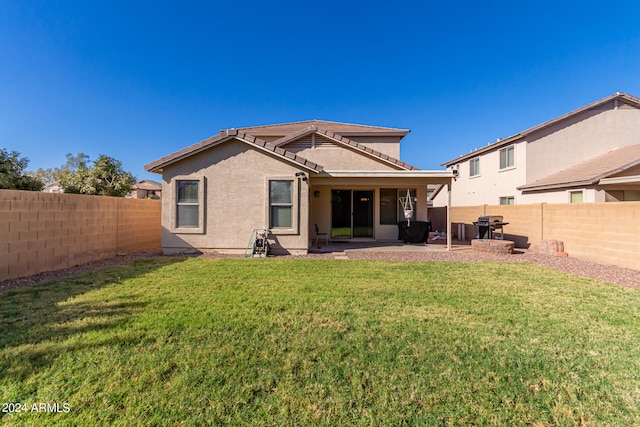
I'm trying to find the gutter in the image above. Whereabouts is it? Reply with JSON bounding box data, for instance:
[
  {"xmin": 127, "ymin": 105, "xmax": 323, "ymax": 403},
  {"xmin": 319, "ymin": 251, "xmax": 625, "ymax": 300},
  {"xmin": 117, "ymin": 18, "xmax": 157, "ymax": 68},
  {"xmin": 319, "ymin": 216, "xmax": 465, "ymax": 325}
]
[
  {"xmin": 598, "ymin": 175, "xmax": 640, "ymax": 185},
  {"xmin": 517, "ymin": 179, "xmax": 598, "ymax": 192}
]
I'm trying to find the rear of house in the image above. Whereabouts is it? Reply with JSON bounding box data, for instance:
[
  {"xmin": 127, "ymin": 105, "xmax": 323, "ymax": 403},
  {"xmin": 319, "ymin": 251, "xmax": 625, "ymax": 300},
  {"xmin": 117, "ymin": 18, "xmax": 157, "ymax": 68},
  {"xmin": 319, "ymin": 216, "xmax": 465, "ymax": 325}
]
[{"xmin": 146, "ymin": 120, "xmax": 453, "ymax": 255}]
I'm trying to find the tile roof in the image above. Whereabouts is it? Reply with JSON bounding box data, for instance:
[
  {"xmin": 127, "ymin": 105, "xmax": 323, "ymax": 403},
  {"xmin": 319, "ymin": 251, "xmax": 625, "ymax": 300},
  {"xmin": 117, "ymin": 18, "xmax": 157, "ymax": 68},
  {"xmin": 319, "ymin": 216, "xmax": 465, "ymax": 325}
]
[
  {"xmin": 518, "ymin": 144, "xmax": 640, "ymax": 191},
  {"xmin": 233, "ymin": 120, "xmax": 410, "ymax": 136},
  {"xmin": 133, "ymin": 180, "xmax": 162, "ymax": 191},
  {"xmin": 145, "ymin": 120, "xmax": 414, "ymax": 173},
  {"xmin": 145, "ymin": 130, "xmax": 323, "ymax": 173},
  {"xmin": 272, "ymin": 125, "xmax": 418, "ymax": 170},
  {"xmin": 442, "ymin": 92, "xmax": 640, "ymax": 166}
]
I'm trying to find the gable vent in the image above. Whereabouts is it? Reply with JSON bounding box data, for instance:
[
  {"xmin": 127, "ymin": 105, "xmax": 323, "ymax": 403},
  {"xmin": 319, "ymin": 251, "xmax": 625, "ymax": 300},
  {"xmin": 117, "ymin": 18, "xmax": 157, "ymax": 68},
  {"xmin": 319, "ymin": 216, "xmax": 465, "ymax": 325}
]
[
  {"xmin": 314, "ymin": 134, "xmax": 337, "ymax": 149},
  {"xmin": 282, "ymin": 135, "xmax": 313, "ymax": 152}
]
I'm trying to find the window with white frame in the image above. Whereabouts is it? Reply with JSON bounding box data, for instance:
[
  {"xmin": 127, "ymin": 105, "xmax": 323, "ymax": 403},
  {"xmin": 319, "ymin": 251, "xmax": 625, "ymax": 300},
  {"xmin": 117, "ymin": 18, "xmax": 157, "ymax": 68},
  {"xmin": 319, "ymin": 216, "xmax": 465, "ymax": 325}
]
[
  {"xmin": 269, "ymin": 180, "xmax": 293, "ymax": 228},
  {"xmin": 176, "ymin": 179, "xmax": 201, "ymax": 229},
  {"xmin": 469, "ymin": 157, "xmax": 480, "ymax": 177},
  {"xmin": 499, "ymin": 145, "xmax": 515, "ymax": 170},
  {"xmin": 499, "ymin": 196, "xmax": 515, "ymax": 205},
  {"xmin": 569, "ymin": 191, "xmax": 583, "ymax": 204}
]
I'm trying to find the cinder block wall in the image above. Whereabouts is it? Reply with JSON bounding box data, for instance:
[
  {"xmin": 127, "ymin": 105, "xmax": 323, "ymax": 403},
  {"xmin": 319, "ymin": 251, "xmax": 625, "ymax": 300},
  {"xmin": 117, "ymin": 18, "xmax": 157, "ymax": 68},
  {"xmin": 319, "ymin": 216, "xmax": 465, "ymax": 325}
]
[
  {"xmin": 542, "ymin": 202, "xmax": 640, "ymax": 270},
  {"xmin": 1, "ymin": 190, "xmax": 161, "ymax": 281},
  {"xmin": 483, "ymin": 204, "xmax": 544, "ymax": 248},
  {"xmin": 449, "ymin": 205, "xmax": 485, "ymax": 242},
  {"xmin": 450, "ymin": 202, "xmax": 640, "ymax": 270}
]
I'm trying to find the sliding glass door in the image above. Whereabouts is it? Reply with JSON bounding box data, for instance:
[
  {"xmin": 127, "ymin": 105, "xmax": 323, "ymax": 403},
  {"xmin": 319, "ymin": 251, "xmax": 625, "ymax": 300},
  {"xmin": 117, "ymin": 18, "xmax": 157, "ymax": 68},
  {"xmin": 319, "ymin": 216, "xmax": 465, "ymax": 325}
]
[{"xmin": 331, "ymin": 190, "xmax": 374, "ymax": 239}]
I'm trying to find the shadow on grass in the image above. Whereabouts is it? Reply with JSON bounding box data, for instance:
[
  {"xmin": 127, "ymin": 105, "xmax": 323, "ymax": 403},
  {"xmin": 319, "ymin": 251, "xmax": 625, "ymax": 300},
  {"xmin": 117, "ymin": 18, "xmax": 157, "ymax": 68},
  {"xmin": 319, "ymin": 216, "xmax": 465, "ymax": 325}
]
[{"xmin": 0, "ymin": 257, "xmax": 187, "ymax": 379}]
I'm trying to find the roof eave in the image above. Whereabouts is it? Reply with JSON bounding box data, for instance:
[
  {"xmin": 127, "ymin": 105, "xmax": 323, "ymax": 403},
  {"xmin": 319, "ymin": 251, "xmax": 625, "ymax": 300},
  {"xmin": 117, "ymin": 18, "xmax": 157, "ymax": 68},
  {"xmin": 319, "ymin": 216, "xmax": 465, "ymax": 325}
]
[
  {"xmin": 144, "ymin": 133, "xmax": 324, "ymax": 174},
  {"xmin": 517, "ymin": 179, "xmax": 597, "ymax": 192},
  {"xmin": 233, "ymin": 120, "xmax": 411, "ymax": 135},
  {"xmin": 598, "ymin": 175, "xmax": 640, "ymax": 185},
  {"xmin": 144, "ymin": 134, "xmax": 229, "ymax": 173},
  {"xmin": 338, "ymin": 130, "xmax": 410, "ymax": 137},
  {"xmin": 321, "ymin": 170, "xmax": 454, "ymax": 178}
]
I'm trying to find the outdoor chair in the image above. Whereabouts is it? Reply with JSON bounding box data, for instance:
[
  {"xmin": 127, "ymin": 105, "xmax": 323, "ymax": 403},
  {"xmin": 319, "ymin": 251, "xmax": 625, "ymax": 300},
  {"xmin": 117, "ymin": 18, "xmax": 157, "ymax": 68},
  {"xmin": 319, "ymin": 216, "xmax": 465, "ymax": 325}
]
[{"xmin": 314, "ymin": 224, "xmax": 328, "ymax": 247}]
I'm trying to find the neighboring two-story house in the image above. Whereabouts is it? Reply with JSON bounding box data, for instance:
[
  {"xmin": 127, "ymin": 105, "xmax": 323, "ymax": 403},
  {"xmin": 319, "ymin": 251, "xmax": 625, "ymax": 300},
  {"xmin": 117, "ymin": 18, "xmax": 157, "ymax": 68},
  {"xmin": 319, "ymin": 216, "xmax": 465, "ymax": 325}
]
[
  {"xmin": 145, "ymin": 120, "xmax": 454, "ymax": 254},
  {"xmin": 436, "ymin": 92, "xmax": 640, "ymax": 206}
]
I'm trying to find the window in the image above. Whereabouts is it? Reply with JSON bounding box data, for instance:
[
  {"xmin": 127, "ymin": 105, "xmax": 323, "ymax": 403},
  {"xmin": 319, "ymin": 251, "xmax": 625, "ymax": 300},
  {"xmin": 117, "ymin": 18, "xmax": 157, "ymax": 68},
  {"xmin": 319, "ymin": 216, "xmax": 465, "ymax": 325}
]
[
  {"xmin": 605, "ymin": 190, "xmax": 640, "ymax": 202},
  {"xmin": 269, "ymin": 180, "xmax": 293, "ymax": 228},
  {"xmin": 380, "ymin": 188, "xmax": 398, "ymax": 225},
  {"xmin": 499, "ymin": 196, "xmax": 515, "ymax": 205},
  {"xmin": 173, "ymin": 176, "xmax": 204, "ymax": 233},
  {"xmin": 176, "ymin": 180, "xmax": 200, "ymax": 228},
  {"xmin": 499, "ymin": 146, "xmax": 515, "ymax": 169},
  {"xmin": 379, "ymin": 188, "xmax": 417, "ymax": 224},
  {"xmin": 569, "ymin": 191, "xmax": 583, "ymax": 204},
  {"xmin": 470, "ymin": 157, "xmax": 480, "ymax": 177}
]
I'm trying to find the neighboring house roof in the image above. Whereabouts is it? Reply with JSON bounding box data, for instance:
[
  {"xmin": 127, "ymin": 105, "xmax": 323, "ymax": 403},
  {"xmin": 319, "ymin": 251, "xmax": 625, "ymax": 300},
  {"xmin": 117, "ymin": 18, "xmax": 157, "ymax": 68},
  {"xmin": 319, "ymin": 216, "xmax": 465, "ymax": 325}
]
[
  {"xmin": 517, "ymin": 144, "xmax": 640, "ymax": 191},
  {"xmin": 145, "ymin": 120, "xmax": 416, "ymax": 173},
  {"xmin": 442, "ymin": 92, "xmax": 640, "ymax": 166},
  {"xmin": 133, "ymin": 180, "xmax": 162, "ymax": 191}
]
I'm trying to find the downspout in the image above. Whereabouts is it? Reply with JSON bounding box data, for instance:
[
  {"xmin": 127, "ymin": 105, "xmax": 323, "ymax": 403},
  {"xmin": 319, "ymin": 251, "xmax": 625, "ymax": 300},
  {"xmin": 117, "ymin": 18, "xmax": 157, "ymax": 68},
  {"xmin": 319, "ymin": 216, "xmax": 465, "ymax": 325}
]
[{"xmin": 446, "ymin": 180, "xmax": 452, "ymax": 251}]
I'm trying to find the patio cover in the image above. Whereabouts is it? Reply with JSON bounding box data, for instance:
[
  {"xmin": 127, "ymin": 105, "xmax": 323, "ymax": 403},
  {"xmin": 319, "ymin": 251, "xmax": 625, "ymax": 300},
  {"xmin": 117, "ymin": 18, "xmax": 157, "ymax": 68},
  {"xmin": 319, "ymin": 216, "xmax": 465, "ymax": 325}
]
[{"xmin": 311, "ymin": 170, "xmax": 456, "ymax": 250}]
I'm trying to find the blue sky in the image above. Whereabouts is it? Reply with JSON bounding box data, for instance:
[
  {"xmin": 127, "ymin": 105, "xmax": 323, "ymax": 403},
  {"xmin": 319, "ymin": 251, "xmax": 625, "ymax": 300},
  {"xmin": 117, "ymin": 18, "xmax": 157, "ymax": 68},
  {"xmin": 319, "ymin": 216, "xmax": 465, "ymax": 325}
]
[{"xmin": 2, "ymin": 1, "xmax": 640, "ymax": 182}]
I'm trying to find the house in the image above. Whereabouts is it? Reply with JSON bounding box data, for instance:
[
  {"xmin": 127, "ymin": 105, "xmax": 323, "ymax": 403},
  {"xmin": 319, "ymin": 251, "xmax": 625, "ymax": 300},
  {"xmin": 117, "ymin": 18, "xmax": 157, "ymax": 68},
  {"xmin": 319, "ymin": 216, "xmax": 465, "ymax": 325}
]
[
  {"xmin": 145, "ymin": 120, "xmax": 454, "ymax": 254},
  {"xmin": 130, "ymin": 179, "xmax": 162, "ymax": 199},
  {"xmin": 42, "ymin": 182, "xmax": 63, "ymax": 193},
  {"xmin": 436, "ymin": 92, "xmax": 640, "ymax": 206}
]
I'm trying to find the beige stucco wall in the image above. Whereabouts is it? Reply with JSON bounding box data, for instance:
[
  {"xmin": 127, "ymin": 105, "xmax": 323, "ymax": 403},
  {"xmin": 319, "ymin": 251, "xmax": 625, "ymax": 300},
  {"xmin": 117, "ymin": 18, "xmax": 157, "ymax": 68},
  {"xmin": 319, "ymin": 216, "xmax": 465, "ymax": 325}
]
[
  {"xmin": 439, "ymin": 102, "xmax": 640, "ymax": 207},
  {"xmin": 526, "ymin": 103, "xmax": 640, "ymax": 183},
  {"xmin": 258, "ymin": 133, "xmax": 402, "ymax": 159},
  {"xmin": 447, "ymin": 142, "xmax": 527, "ymax": 206},
  {"xmin": 344, "ymin": 135, "xmax": 402, "ymax": 159},
  {"xmin": 292, "ymin": 142, "xmax": 401, "ymax": 171},
  {"xmin": 520, "ymin": 187, "xmax": 615, "ymax": 204},
  {"xmin": 160, "ymin": 139, "xmax": 309, "ymax": 254}
]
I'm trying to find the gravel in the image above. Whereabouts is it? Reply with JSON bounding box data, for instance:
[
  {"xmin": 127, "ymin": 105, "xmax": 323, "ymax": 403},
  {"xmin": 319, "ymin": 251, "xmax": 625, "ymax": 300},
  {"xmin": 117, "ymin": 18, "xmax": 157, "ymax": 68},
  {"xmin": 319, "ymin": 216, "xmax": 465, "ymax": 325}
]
[
  {"xmin": 0, "ymin": 252, "xmax": 164, "ymax": 294},
  {"xmin": 2, "ymin": 248, "xmax": 638, "ymax": 293},
  {"xmin": 343, "ymin": 249, "xmax": 640, "ymax": 289}
]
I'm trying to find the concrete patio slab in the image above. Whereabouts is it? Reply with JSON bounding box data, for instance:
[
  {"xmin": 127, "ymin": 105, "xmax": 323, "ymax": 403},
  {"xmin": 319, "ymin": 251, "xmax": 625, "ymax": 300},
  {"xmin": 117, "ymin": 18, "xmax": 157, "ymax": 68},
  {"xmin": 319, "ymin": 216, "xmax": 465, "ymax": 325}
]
[{"xmin": 309, "ymin": 240, "xmax": 472, "ymax": 254}]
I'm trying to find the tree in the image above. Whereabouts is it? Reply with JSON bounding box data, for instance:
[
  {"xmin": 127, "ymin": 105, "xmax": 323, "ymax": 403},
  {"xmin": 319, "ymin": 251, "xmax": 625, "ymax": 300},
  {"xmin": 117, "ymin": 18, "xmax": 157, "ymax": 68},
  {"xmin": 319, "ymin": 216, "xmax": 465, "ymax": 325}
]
[
  {"xmin": 57, "ymin": 153, "xmax": 136, "ymax": 197},
  {"xmin": 0, "ymin": 148, "xmax": 44, "ymax": 191},
  {"xmin": 33, "ymin": 167, "xmax": 55, "ymax": 185},
  {"xmin": 55, "ymin": 153, "xmax": 92, "ymax": 194},
  {"xmin": 88, "ymin": 155, "xmax": 136, "ymax": 197}
]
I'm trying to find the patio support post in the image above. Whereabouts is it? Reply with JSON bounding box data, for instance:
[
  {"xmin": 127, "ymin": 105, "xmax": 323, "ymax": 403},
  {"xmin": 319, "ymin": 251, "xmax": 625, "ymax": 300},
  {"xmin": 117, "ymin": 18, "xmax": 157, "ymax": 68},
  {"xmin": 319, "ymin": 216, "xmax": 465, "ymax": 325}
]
[{"xmin": 446, "ymin": 180, "xmax": 452, "ymax": 251}]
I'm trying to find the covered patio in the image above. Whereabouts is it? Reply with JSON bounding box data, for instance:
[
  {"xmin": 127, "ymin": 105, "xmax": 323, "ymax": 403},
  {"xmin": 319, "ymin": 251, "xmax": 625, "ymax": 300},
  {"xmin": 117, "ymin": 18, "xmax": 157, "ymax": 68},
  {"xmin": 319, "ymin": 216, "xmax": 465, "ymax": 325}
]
[{"xmin": 308, "ymin": 170, "xmax": 457, "ymax": 251}]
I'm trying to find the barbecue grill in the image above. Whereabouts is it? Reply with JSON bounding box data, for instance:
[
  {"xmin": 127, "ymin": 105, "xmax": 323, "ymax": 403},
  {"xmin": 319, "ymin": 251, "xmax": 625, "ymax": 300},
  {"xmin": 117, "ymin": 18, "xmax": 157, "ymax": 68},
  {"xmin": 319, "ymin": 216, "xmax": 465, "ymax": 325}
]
[{"xmin": 473, "ymin": 215, "xmax": 509, "ymax": 240}]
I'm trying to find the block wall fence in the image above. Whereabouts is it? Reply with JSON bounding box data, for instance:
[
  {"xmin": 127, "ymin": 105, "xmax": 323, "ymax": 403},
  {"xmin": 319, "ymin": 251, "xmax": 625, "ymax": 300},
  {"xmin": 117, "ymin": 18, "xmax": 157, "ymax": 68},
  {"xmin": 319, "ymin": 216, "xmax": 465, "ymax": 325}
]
[
  {"xmin": 436, "ymin": 202, "xmax": 640, "ymax": 270},
  {"xmin": 1, "ymin": 190, "xmax": 162, "ymax": 281}
]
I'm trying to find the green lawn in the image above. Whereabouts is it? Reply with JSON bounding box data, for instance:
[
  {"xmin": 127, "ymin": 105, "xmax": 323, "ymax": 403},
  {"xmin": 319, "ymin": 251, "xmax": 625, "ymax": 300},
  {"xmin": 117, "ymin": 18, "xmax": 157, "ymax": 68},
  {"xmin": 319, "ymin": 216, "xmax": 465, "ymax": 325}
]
[{"xmin": 2, "ymin": 258, "xmax": 640, "ymax": 426}]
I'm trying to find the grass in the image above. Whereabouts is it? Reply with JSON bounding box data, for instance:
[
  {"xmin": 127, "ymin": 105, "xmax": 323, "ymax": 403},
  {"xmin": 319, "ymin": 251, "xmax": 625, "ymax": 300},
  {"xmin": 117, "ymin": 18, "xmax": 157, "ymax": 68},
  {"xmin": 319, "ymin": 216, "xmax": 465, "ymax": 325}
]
[
  {"xmin": 1, "ymin": 258, "xmax": 640, "ymax": 426},
  {"xmin": 331, "ymin": 227, "xmax": 374, "ymax": 238}
]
